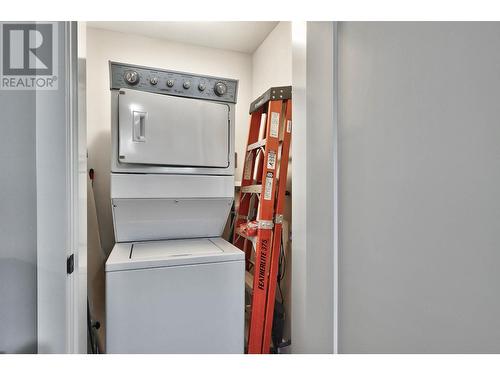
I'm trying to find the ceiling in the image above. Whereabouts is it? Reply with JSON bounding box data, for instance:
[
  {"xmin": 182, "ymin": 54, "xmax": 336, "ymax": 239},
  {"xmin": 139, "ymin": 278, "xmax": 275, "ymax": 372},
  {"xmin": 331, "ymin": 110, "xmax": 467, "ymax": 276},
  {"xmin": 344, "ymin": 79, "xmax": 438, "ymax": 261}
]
[{"xmin": 87, "ymin": 21, "xmax": 279, "ymax": 54}]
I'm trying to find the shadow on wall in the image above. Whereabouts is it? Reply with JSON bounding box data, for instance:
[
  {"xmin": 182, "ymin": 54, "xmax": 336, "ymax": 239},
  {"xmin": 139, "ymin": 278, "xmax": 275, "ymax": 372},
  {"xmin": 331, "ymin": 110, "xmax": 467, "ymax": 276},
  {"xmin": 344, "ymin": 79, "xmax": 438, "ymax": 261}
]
[
  {"xmin": 87, "ymin": 176, "xmax": 107, "ymax": 352},
  {"xmin": 88, "ymin": 129, "xmax": 115, "ymax": 257},
  {"xmin": 87, "ymin": 129, "xmax": 115, "ymax": 353}
]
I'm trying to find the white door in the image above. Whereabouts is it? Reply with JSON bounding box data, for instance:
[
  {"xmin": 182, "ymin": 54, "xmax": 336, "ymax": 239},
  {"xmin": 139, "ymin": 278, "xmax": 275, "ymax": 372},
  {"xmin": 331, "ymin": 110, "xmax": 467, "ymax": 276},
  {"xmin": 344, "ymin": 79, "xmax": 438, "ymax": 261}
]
[
  {"xmin": 118, "ymin": 89, "xmax": 230, "ymax": 168},
  {"xmin": 37, "ymin": 21, "xmax": 86, "ymax": 354}
]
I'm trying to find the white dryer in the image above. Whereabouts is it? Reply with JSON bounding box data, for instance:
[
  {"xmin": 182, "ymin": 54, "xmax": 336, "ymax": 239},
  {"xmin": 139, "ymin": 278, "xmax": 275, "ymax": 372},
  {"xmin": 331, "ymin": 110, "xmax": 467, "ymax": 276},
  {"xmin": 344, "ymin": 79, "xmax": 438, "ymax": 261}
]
[{"xmin": 105, "ymin": 62, "xmax": 244, "ymax": 353}]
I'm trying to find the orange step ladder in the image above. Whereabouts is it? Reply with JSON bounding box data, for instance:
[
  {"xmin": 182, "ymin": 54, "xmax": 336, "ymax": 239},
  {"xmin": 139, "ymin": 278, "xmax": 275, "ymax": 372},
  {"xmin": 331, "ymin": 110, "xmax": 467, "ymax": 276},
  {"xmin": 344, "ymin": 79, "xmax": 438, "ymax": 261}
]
[{"xmin": 233, "ymin": 86, "xmax": 292, "ymax": 354}]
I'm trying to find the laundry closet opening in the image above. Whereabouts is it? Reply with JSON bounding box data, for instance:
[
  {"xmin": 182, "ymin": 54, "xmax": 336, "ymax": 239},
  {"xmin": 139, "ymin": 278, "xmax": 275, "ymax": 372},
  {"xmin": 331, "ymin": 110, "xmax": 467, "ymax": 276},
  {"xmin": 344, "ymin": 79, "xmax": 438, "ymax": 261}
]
[{"xmin": 84, "ymin": 21, "xmax": 293, "ymax": 354}]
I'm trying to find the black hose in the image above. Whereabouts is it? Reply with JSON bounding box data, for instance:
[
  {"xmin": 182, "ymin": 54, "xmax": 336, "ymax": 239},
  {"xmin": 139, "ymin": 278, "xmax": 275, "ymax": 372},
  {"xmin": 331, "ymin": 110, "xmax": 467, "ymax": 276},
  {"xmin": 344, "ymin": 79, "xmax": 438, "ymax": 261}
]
[{"xmin": 87, "ymin": 299, "xmax": 96, "ymax": 354}]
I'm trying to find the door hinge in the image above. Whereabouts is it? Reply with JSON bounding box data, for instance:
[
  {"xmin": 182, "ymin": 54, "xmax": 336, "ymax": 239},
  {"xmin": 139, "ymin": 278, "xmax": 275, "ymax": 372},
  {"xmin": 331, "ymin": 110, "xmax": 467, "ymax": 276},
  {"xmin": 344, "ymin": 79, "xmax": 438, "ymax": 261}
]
[{"xmin": 67, "ymin": 253, "xmax": 75, "ymax": 275}]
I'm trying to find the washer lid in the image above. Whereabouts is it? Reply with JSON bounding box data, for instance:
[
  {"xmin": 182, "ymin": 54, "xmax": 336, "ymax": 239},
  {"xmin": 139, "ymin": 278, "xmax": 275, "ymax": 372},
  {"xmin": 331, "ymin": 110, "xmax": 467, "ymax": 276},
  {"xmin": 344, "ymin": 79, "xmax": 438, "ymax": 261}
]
[
  {"xmin": 105, "ymin": 237, "xmax": 244, "ymax": 272},
  {"xmin": 131, "ymin": 238, "xmax": 223, "ymax": 260}
]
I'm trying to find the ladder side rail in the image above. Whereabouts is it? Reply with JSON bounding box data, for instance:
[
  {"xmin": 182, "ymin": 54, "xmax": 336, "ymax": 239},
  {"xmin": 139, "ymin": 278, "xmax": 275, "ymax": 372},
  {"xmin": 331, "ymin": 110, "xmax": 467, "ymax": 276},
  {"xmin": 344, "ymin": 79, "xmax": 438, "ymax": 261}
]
[{"xmin": 261, "ymin": 99, "xmax": 293, "ymax": 353}]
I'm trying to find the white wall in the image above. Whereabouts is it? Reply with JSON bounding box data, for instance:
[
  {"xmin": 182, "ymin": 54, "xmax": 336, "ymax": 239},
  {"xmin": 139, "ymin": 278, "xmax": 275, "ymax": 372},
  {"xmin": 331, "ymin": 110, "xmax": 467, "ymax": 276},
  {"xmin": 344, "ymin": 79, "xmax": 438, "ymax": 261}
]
[
  {"xmin": 252, "ymin": 22, "xmax": 292, "ymax": 98},
  {"xmin": 86, "ymin": 27, "xmax": 253, "ymax": 255}
]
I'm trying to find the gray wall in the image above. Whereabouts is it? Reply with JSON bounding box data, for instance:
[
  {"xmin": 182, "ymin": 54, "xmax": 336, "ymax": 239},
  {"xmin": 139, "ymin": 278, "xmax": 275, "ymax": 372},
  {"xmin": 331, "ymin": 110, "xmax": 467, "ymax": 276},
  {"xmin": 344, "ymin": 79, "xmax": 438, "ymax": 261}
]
[
  {"xmin": 0, "ymin": 56, "xmax": 37, "ymax": 353},
  {"xmin": 338, "ymin": 22, "xmax": 500, "ymax": 353}
]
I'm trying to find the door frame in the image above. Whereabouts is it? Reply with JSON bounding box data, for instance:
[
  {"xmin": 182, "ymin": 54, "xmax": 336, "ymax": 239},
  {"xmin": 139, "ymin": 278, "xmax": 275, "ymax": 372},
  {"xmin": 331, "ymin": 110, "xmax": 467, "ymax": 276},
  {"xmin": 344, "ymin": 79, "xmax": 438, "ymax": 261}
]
[
  {"xmin": 290, "ymin": 21, "xmax": 338, "ymax": 354},
  {"xmin": 35, "ymin": 21, "xmax": 86, "ymax": 354}
]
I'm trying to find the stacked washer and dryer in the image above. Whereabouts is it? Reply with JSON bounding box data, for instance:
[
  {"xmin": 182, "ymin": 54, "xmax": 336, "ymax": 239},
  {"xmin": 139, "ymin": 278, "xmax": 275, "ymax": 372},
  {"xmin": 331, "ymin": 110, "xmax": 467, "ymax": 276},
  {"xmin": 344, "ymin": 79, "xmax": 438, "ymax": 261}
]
[{"xmin": 105, "ymin": 62, "xmax": 244, "ymax": 353}]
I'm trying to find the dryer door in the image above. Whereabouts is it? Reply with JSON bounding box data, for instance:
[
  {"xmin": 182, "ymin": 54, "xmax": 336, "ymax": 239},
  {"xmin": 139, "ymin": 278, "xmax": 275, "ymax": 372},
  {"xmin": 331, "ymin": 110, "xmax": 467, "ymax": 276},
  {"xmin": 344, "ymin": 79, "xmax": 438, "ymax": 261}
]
[{"xmin": 118, "ymin": 89, "xmax": 230, "ymax": 168}]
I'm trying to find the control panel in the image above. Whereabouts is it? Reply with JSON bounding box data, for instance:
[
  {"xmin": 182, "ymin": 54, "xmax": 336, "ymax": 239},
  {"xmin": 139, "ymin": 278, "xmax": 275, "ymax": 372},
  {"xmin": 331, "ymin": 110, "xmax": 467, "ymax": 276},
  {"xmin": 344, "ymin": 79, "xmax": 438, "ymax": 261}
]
[{"xmin": 110, "ymin": 61, "xmax": 238, "ymax": 103}]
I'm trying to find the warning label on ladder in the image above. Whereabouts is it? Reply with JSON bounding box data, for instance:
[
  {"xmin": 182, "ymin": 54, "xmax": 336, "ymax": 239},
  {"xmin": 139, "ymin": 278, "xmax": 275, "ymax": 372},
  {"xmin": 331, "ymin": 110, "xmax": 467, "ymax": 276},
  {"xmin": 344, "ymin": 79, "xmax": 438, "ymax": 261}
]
[
  {"xmin": 267, "ymin": 151, "xmax": 276, "ymax": 170},
  {"xmin": 270, "ymin": 112, "xmax": 280, "ymax": 138},
  {"xmin": 287, "ymin": 120, "xmax": 292, "ymax": 133},
  {"xmin": 243, "ymin": 153, "xmax": 253, "ymax": 180},
  {"xmin": 264, "ymin": 172, "xmax": 274, "ymax": 200}
]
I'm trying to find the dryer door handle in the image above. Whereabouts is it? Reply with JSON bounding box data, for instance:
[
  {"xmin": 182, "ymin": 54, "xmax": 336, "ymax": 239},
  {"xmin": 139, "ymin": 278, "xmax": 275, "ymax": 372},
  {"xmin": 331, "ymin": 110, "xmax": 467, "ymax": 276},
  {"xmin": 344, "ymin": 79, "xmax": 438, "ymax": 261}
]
[{"xmin": 133, "ymin": 111, "xmax": 147, "ymax": 142}]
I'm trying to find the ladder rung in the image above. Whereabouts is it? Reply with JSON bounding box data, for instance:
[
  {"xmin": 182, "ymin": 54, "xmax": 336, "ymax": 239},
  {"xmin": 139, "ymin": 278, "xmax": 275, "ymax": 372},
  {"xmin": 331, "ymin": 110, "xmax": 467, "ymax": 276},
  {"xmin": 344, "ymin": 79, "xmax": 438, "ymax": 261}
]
[
  {"xmin": 247, "ymin": 138, "xmax": 266, "ymax": 151},
  {"xmin": 235, "ymin": 228, "xmax": 257, "ymax": 246},
  {"xmin": 241, "ymin": 185, "xmax": 262, "ymax": 194}
]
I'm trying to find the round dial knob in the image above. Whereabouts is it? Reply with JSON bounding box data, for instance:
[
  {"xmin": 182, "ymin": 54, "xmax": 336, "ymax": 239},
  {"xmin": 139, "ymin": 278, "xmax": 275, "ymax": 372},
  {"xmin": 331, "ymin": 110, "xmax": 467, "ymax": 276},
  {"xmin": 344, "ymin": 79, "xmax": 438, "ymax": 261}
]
[
  {"xmin": 124, "ymin": 70, "xmax": 139, "ymax": 85},
  {"xmin": 149, "ymin": 76, "xmax": 158, "ymax": 85},
  {"xmin": 166, "ymin": 79, "xmax": 174, "ymax": 87},
  {"xmin": 183, "ymin": 81, "xmax": 191, "ymax": 89},
  {"xmin": 198, "ymin": 83, "xmax": 206, "ymax": 91},
  {"xmin": 214, "ymin": 82, "xmax": 227, "ymax": 96}
]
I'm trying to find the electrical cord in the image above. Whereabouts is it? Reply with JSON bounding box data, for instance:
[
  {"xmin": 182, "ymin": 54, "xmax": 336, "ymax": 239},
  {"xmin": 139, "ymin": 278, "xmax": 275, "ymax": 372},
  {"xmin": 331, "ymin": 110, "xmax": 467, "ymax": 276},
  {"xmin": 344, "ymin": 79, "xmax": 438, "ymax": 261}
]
[
  {"xmin": 87, "ymin": 299, "xmax": 96, "ymax": 354},
  {"xmin": 277, "ymin": 236, "xmax": 286, "ymax": 305}
]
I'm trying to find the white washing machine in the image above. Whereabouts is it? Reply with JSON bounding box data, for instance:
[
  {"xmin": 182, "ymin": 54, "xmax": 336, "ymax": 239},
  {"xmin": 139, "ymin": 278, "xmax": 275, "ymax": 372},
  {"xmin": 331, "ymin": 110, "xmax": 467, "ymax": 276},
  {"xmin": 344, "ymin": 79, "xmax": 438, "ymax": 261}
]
[
  {"xmin": 106, "ymin": 238, "xmax": 244, "ymax": 353},
  {"xmin": 105, "ymin": 62, "xmax": 244, "ymax": 353}
]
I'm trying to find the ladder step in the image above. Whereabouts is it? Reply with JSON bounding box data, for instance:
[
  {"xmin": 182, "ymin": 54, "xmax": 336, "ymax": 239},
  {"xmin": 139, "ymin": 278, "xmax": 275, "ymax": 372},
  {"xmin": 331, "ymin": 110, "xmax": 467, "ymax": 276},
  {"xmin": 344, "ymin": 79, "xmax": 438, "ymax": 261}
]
[
  {"xmin": 235, "ymin": 227, "xmax": 257, "ymax": 247},
  {"xmin": 247, "ymin": 138, "xmax": 266, "ymax": 151},
  {"xmin": 249, "ymin": 85, "xmax": 292, "ymax": 114},
  {"xmin": 241, "ymin": 185, "xmax": 262, "ymax": 194}
]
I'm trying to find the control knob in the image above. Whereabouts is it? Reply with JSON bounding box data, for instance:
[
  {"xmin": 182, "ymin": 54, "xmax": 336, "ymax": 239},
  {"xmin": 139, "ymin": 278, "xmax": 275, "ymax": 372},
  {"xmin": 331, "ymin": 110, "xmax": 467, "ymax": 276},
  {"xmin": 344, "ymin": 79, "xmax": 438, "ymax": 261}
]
[
  {"xmin": 214, "ymin": 82, "xmax": 227, "ymax": 96},
  {"xmin": 166, "ymin": 79, "xmax": 174, "ymax": 87},
  {"xmin": 149, "ymin": 76, "xmax": 159, "ymax": 85},
  {"xmin": 183, "ymin": 81, "xmax": 191, "ymax": 89},
  {"xmin": 124, "ymin": 70, "xmax": 139, "ymax": 85},
  {"xmin": 198, "ymin": 83, "xmax": 206, "ymax": 91}
]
